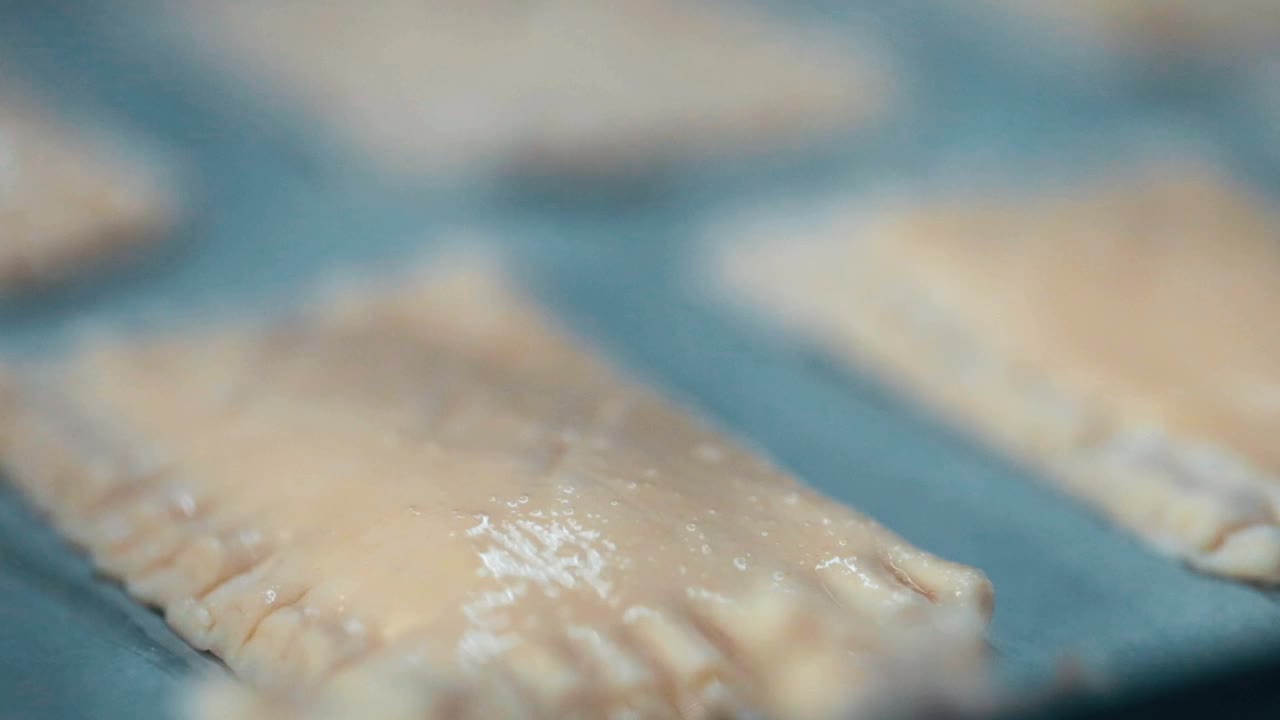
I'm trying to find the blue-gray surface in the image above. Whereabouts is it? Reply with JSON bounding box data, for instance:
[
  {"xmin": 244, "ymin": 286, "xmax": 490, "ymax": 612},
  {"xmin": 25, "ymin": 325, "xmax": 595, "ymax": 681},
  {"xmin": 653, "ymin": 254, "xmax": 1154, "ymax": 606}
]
[{"xmin": 3, "ymin": 1, "xmax": 1280, "ymax": 718}]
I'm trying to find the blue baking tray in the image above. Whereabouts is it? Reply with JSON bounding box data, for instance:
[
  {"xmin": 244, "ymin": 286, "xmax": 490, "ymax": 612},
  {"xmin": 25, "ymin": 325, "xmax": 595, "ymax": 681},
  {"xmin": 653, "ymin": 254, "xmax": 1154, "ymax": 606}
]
[{"xmin": 3, "ymin": 1, "xmax": 1280, "ymax": 717}]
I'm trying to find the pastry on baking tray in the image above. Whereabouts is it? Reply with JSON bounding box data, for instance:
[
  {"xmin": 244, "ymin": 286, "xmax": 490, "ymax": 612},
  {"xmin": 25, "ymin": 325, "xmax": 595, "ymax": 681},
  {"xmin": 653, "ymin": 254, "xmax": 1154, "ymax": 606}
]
[
  {"xmin": 0, "ymin": 87, "xmax": 176, "ymax": 297},
  {"xmin": 711, "ymin": 158, "xmax": 1280, "ymax": 583},
  {"xmin": 0, "ymin": 251, "xmax": 992, "ymax": 719},
  {"xmin": 173, "ymin": 0, "xmax": 886, "ymax": 182}
]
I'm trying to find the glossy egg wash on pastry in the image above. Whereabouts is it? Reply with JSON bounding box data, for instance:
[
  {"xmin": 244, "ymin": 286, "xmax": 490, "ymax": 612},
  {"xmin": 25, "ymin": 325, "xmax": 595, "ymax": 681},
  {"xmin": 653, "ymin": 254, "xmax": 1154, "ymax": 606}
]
[
  {"xmin": 0, "ymin": 85, "xmax": 176, "ymax": 296},
  {"xmin": 712, "ymin": 158, "xmax": 1280, "ymax": 584},
  {"xmin": 0, "ymin": 253, "xmax": 992, "ymax": 719}
]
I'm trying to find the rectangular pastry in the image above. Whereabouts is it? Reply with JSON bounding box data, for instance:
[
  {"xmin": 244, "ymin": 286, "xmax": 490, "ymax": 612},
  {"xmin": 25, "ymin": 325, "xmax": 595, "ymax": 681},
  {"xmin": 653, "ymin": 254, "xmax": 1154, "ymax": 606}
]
[
  {"xmin": 0, "ymin": 251, "xmax": 992, "ymax": 719},
  {"xmin": 172, "ymin": 0, "xmax": 886, "ymax": 182},
  {"xmin": 712, "ymin": 159, "xmax": 1280, "ymax": 583}
]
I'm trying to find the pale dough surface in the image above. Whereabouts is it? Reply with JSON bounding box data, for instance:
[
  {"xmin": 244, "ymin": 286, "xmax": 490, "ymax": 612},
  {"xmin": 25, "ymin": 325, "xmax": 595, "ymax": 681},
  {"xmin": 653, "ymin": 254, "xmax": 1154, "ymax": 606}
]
[
  {"xmin": 0, "ymin": 88, "xmax": 174, "ymax": 295},
  {"xmin": 0, "ymin": 254, "xmax": 991, "ymax": 719},
  {"xmin": 713, "ymin": 160, "xmax": 1280, "ymax": 583},
  {"xmin": 173, "ymin": 0, "xmax": 884, "ymax": 180}
]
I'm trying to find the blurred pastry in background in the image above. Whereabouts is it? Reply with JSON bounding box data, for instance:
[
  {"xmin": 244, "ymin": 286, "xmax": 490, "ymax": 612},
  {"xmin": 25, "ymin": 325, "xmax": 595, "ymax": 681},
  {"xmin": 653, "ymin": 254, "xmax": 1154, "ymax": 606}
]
[
  {"xmin": 992, "ymin": 0, "xmax": 1280, "ymax": 56},
  {"xmin": 0, "ymin": 87, "xmax": 178, "ymax": 298},
  {"xmin": 710, "ymin": 157, "xmax": 1280, "ymax": 583},
  {"xmin": 169, "ymin": 0, "xmax": 887, "ymax": 184},
  {"xmin": 0, "ymin": 251, "xmax": 993, "ymax": 719}
]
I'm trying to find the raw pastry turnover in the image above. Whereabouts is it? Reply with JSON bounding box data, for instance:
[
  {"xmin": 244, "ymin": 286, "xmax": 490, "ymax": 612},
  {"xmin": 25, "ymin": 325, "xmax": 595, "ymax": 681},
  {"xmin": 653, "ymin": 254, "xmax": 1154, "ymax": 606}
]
[
  {"xmin": 712, "ymin": 160, "xmax": 1280, "ymax": 583},
  {"xmin": 173, "ymin": 0, "xmax": 885, "ymax": 181},
  {"xmin": 0, "ymin": 253, "xmax": 992, "ymax": 719},
  {"xmin": 0, "ymin": 87, "xmax": 175, "ymax": 296}
]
